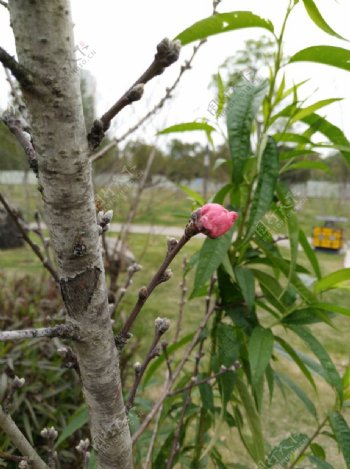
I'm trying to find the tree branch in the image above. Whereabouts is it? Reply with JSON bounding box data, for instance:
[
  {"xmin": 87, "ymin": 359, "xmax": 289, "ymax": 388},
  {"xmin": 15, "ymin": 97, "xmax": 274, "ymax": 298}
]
[
  {"xmin": 2, "ymin": 113, "xmax": 38, "ymax": 174},
  {"xmin": 87, "ymin": 37, "xmax": 180, "ymax": 150},
  {"xmin": 117, "ymin": 222, "xmax": 200, "ymax": 344},
  {"xmin": 0, "ymin": 324, "xmax": 77, "ymax": 342},
  {"xmin": 132, "ymin": 302, "xmax": 216, "ymax": 443},
  {"xmin": 0, "ymin": 46, "xmax": 35, "ymax": 91},
  {"xmin": 125, "ymin": 317, "xmax": 170, "ymax": 411},
  {"xmin": 89, "ymin": 40, "xmax": 204, "ymax": 163},
  {"xmin": 0, "ymin": 405, "xmax": 49, "ymax": 469},
  {"xmin": 0, "ymin": 193, "xmax": 59, "ymax": 283}
]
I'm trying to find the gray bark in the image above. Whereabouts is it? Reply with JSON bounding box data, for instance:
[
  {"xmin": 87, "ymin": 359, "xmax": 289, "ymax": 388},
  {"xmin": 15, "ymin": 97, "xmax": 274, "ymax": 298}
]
[{"xmin": 8, "ymin": 0, "xmax": 133, "ymax": 467}]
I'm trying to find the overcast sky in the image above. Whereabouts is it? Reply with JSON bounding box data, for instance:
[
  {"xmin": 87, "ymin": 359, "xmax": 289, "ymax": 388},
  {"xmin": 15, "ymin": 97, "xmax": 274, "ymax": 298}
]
[{"xmin": 1, "ymin": 0, "xmax": 350, "ymax": 149}]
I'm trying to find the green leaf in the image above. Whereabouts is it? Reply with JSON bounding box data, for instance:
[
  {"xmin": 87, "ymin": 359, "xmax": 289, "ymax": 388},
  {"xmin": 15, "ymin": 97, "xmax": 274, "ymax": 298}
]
[
  {"xmin": 313, "ymin": 268, "xmax": 350, "ymax": 293},
  {"xmin": 265, "ymin": 432, "xmax": 309, "ymax": 467},
  {"xmin": 191, "ymin": 227, "xmax": 234, "ymax": 297},
  {"xmin": 55, "ymin": 405, "xmax": 88, "ymax": 447},
  {"xmin": 212, "ymin": 183, "xmax": 233, "ymax": 204},
  {"xmin": 277, "ymin": 372, "xmax": 317, "ymax": 419},
  {"xmin": 316, "ymin": 302, "xmax": 350, "ymax": 318},
  {"xmin": 158, "ymin": 122, "xmax": 216, "ymax": 135},
  {"xmin": 308, "ymin": 455, "xmax": 334, "ymax": 469},
  {"xmin": 235, "ymin": 377, "xmax": 265, "ymax": 462},
  {"xmin": 329, "ymin": 411, "xmax": 350, "ymax": 468},
  {"xmin": 289, "ymin": 326, "xmax": 343, "ymax": 401},
  {"xmin": 302, "ymin": 113, "xmax": 350, "ymax": 166},
  {"xmin": 302, "ymin": 0, "xmax": 346, "ymax": 40},
  {"xmin": 216, "ymin": 71, "xmax": 225, "ymax": 118},
  {"xmin": 176, "ymin": 11, "xmax": 274, "ymax": 46},
  {"xmin": 287, "ymin": 161, "xmax": 330, "ymax": 173},
  {"xmin": 290, "ymin": 98, "xmax": 342, "ymax": 124},
  {"xmin": 275, "ymin": 335, "xmax": 317, "ymax": 391},
  {"xmin": 88, "ymin": 450, "xmax": 96, "ymax": 469},
  {"xmin": 234, "ymin": 266, "xmax": 255, "ymax": 311},
  {"xmin": 180, "ymin": 185, "xmax": 205, "ymax": 205},
  {"xmin": 227, "ymin": 80, "xmax": 269, "ymax": 187},
  {"xmin": 251, "ymin": 269, "xmax": 290, "ymax": 314},
  {"xmin": 199, "ymin": 380, "xmax": 215, "ymax": 413},
  {"xmin": 248, "ymin": 327, "xmax": 274, "ymax": 389},
  {"xmin": 246, "ymin": 136, "xmax": 279, "ymax": 238},
  {"xmin": 273, "ymin": 132, "xmax": 311, "ymax": 144},
  {"xmin": 290, "ymin": 46, "xmax": 350, "ymax": 72}
]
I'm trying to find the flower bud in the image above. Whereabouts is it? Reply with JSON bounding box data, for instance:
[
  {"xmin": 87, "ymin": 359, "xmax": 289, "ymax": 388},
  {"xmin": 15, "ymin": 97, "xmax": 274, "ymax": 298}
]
[
  {"xmin": 154, "ymin": 317, "xmax": 171, "ymax": 334},
  {"xmin": 191, "ymin": 203, "xmax": 238, "ymax": 239}
]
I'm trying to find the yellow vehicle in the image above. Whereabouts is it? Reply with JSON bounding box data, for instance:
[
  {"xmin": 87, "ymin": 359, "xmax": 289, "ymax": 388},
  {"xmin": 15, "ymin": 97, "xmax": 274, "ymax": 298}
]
[{"xmin": 312, "ymin": 216, "xmax": 347, "ymax": 252}]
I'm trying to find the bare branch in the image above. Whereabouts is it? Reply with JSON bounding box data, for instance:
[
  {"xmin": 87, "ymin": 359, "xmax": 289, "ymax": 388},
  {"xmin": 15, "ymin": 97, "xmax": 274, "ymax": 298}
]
[
  {"xmin": 0, "ymin": 405, "xmax": 49, "ymax": 469},
  {"xmin": 88, "ymin": 38, "xmax": 181, "ymax": 150},
  {"xmin": 0, "ymin": 324, "xmax": 77, "ymax": 342},
  {"xmin": 132, "ymin": 302, "xmax": 216, "ymax": 443},
  {"xmin": 125, "ymin": 317, "xmax": 170, "ymax": 411},
  {"xmin": 117, "ymin": 220, "xmax": 200, "ymax": 344},
  {"xmin": 0, "ymin": 193, "xmax": 59, "ymax": 283},
  {"xmin": 0, "ymin": 47, "xmax": 35, "ymax": 91},
  {"xmin": 0, "ymin": 1, "xmax": 8, "ymax": 8},
  {"xmin": 90, "ymin": 40, "xmax": 205, "ymax": 163},
  {"xmin": 111, "ymin": 262, "xmax": 142, "ymax": 315},
  {"xmin": 2, "ymin": 376, "xmax": 25, "ymax": 413},
  {"xmin": 2, "ymin": 113, "xmax": 38, "ymax": 174},
  {"xmin": 173, "ymin": 256, "xmax": 188, "ymax": 343}
]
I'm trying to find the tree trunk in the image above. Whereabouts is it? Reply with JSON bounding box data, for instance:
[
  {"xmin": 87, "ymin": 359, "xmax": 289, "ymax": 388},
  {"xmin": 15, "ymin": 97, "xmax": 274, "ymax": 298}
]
[{"xmin": 8, "ymin": 1, "xmax": 133, "ymax": 467}]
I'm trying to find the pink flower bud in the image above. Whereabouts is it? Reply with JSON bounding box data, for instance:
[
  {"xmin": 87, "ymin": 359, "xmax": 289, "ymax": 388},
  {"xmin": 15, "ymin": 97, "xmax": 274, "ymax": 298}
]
[{"xmin": 192, "ymin": 203, "xmax": 238, "ymax": 239}]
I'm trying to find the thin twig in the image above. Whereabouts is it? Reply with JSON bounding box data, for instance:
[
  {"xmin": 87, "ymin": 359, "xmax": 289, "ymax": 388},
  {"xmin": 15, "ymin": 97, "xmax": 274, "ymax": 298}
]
[
  {"xmin": 0, "ymin": 1, "xmax": 8, "ymax": 8},
  {"xmin": 0, "ymin": 193, "xmax": 59, "ymax": 283},
  {"xmin": 89, "ymin": 40, "xmax": 205, "ymax": 163},
  {"xmin": 168, "ymin": 366, "xmax": 237, "ymax": 397},
  {"xmin": 173, "ymin": 257, "xmax": 188, "ymax": 343},
  {"xmin": 125, "ymin": 318, "xmax": 170, "ymax": 411},
  {"xmin": 87, "ymin": 38, "xmax": 180, "ymax": 150},
  {"xmin": 0, "ymin": 405, "xmax": 49, "ymax": 469},
  {"xmin": 32, "ymin": 211, "xmax": 53, "ymax": 266},
  {"xmin": 118, "ymin": 224, "xmax": 199, "ymax": 343},
  {"xmin": 143, "ymin": 399, "xmax": 164, "ymax": 469},
  {"xmin": 132, "ymin": 303, "xmax": 216, "ymax": 443},
  {"xmin": 161, "ymin": 342, "xmax": 173, "ymax": 381},
  {"xmin": 0, "ymin": 324, "xmax": 76, "ymax": 342},
  {"xmin": 287, "ymin": 415, "xmax": 329, "ymax": 469},
  {"xmin": 111, "ymin": 262, "xmax": 142, "ymax": 315},
  {"xmin": 0, "ymin": 47, "xmax": 35, "ymax": 91}
]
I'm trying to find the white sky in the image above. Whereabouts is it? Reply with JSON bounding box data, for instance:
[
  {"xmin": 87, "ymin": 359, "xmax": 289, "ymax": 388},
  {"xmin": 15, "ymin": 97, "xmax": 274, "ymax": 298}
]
[{"xmin": 1, "ymin": 0, "xmax": 350, "ymax": 149}]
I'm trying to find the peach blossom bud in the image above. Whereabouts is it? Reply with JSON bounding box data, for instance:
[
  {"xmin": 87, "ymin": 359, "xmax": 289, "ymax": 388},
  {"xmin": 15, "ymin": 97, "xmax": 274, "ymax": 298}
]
[{"xmin": 192, "ymin": 203, "xmax": 238, "ymax": 238}]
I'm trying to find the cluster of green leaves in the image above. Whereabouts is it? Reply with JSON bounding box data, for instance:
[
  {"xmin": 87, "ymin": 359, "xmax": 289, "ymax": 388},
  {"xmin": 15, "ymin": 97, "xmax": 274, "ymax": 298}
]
[{"xmin": 136, "ymin": 2, "xmax": 350, "ymax": 467}]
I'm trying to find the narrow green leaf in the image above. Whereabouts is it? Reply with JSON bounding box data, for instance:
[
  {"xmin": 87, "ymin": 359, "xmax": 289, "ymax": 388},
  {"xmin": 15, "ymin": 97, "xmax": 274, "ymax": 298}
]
[
  {"xmin": 277, "ymin": 371, "xmax": 317, "ymax": 419},
  {"xmin": 273, "ymin": 132, "xmax": 311, "ymax": 144},
  {"xmin": 314, "ymin": 268, "xmax": 350, "ymax": 293},
  {"xmin": 234, "ymin": 266, "xmax": 255, "ymax": 310},
  {"xmin": 216, "ymin": 71, "xmax": 225, "ymax": 118},
  {"xmin": 158, "ymin": 122, "xmax": 216, "ymax": 134},
  {"xmin": 316, "ymin": 302, "xmax": 350, "ymax": 318},
  {"xmin": 55, "ymin": 405, "xmax": 88, "ymax": 447},
  {"xmin": 236, "ymin": 377, "xmax": 265, "ymax": 462},
  {"xmin": 88, "ymin": 450, "xmax": 96, "ymax": 469},
  {"xmin": 191, "ymin": 227, "xmax": 234, "ymax": 297},
  {"xmin": 246, "ymin": 136, "xmax": 279, "ymax": 238},
  {"xmin": 329, "ymin": 411, "xmax": 350, "ymax": 468},
  {"xmin": 248, "ymin": 327, "xmax": 274, "ymax": 389},
  {"xmin": 302, "ymin": 113, "xmax": 350, "ymax": 166},
  {"xmin": 290, "ymin": 46, "xmax": 350, "ymax": 72},
  {"xmin": 176, "ymin": 11, "xmax": 274, "ymax": 46},
  {"xmin": 265, "ymin": 432, "xmax": 309, "ymax": 467},
  {"xmin": 227, "ymin": 80, "xmax": 269, "ymax": 187},
  {"xmin": 307, "ymin": 455, "xmax": 334, "ymax": 469},
  {"xmin": 212, "ymin": 182, "xmax": 233, "ymax": 204},
  {"xmin": 290, "ymin": 98, "xmax": 342, "ymax": 124},
  {"xmin": 302, "ymin": 0, "xmax": 346, "ymax": 40},
  {"xmin": 289, "ymin": 326, "xmax": 343, "ymax": 401},
  {"xmin": 275, "ymin": 335, "xmax": 317, "ymax": 391},
  {"xmin": 180, "ymin": 185, "xmax": 205, "ymax": 205},
  {"xmin": 287, "ymin": 161, "xmax": 330, "ymax": 173}
]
